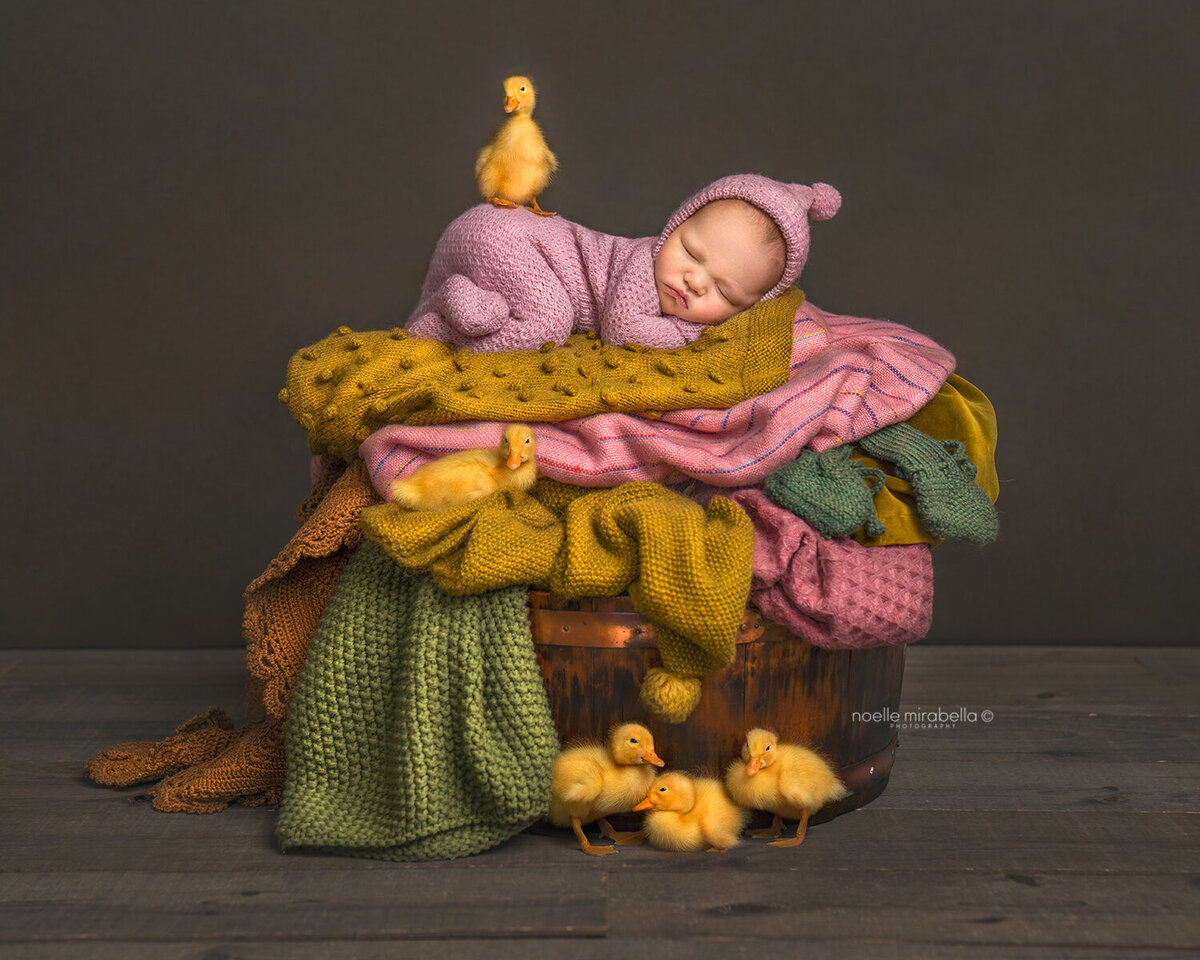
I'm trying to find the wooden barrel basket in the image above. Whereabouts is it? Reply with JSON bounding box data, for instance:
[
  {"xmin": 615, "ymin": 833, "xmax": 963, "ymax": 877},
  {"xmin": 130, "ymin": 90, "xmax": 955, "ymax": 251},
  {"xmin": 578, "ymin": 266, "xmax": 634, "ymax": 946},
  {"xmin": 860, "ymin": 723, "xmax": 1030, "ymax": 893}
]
[{"xmin": 529, "ymin": 590, "xmax": 906, "ymax": 827}]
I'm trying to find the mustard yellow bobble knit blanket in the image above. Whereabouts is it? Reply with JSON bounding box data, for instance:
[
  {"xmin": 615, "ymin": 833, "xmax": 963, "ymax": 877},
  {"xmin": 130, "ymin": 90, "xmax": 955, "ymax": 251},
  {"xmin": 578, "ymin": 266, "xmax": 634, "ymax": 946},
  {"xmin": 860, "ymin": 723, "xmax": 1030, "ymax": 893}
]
[
  {"xmin": 359, "ymin": 479, "xmax": 755, "ymax": 723},
  {"xmin": 280, "ymin": 290, "xmax": 801, "ymax": 461}
]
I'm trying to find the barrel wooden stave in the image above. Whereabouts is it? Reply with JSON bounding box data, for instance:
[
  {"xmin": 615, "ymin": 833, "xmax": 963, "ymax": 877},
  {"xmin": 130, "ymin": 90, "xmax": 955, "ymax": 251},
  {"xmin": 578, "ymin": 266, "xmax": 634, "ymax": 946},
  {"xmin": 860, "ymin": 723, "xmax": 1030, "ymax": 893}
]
[{"xmin": 529, "ymin": 590, "xmax": 905, "ymax": 826}]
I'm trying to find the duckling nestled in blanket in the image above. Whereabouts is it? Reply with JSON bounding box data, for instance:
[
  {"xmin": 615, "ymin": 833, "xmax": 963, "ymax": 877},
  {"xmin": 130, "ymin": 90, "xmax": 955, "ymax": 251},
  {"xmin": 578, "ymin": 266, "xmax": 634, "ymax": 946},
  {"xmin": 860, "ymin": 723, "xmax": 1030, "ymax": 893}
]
[{"xmin": 387, "ymin": 424, "xmax": 537, "ymax": 510}]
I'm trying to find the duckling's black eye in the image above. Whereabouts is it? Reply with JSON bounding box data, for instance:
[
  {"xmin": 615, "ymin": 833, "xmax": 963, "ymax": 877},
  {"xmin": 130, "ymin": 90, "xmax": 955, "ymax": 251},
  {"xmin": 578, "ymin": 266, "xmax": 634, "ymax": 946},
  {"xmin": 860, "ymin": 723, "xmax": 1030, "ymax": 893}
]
[
  {"xmin": 765, "ymin": 745, "xmax": 771, "ymax": 751},
  {"xmin": 629, "ymin": 738, "xmax": 638, "ymax": 744},
  {"xmin": 524, "ymin": 438, "xmax": 530, "ymax": 444},
  {"xmin": 520, "ymin": 86, "xmax": 527, "ymax": 92},
  {"xmin": 658, "ymin": 786, "xmax": 667, "ymax": 793}
]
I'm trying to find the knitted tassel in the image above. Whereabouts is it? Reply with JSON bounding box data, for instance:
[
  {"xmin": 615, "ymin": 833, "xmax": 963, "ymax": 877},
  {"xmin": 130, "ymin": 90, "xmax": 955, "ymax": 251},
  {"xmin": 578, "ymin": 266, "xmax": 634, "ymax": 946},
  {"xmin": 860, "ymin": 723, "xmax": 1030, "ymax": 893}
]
[
  {"xmin": 639, "ymin": 668, "xmax": 702, "ymax": 725},
  {"xmin": 856, "ymin": 422, "xmax": 999, "ymax": 544}
]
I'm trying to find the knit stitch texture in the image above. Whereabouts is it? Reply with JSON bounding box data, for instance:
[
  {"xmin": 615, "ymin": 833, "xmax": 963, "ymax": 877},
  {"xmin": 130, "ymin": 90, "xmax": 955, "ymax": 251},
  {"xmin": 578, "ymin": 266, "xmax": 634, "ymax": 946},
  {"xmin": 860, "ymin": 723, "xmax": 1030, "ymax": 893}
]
[
  {"xmin": 276, "ymin": 539, "xmax": 559, "ymax": 861},
  {"xmin": 407, "ymin": 203, "xmax": 705, "ymax": 351},
  {"xmin": 358, "ymin": 479, "xmax": 754, "ymax": 723},
  {"xmin": 282, "ymin": 290, "xmax": 799, "ymax": 461},
  {"xmin": 847, "ymin": 374, "xmax": 999, "ymax": 547},
  {"xmin": 765, "ymin": 445, "xmax": 889, "ymax": 539},
  {"xmin": 653, "ymin": 174, "xmax": 841, "ymax": 300},
  {"xmin": 406, "ymin": 175, "xmax": 834, "ymax": 352},
  {"xmin": 856, "ymin": 422, "xmax": 999, "ymax": 544},
  {"xmin": 729, "ymin": 489, "xmax": 935, "ymax": 649},
  {"xmin": 362, "ymin": 297, "xmax": 956, "ymax": 492}
]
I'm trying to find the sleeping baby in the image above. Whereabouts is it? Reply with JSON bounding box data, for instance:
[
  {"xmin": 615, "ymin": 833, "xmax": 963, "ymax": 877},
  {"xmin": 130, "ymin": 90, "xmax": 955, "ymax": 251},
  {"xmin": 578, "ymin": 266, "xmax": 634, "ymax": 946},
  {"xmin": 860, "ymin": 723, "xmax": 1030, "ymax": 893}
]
[{"xmin": 406, "ymin": 174, "xmax": 841, "ymax": 351}]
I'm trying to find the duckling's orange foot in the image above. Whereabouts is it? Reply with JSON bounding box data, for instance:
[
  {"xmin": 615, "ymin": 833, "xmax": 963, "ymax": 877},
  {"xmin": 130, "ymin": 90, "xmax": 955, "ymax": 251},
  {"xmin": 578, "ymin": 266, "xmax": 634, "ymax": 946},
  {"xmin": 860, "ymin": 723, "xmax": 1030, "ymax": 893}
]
[
  {"xmin": 598, "ymin": 819, "xmax": 646, "ymax": 845},
  {"xmin": 525, "ymin": 196, "xmax": 556, "ymax": 216},
  {"xmin": 749, "ymin": 814, "xmax": 785, "ymax": 840},
  {"xmin": 768, "ymin": 811, "xmax": 810, "ymax": 847},
  {"xmin": 571, "ymin": 816, "xmax": 618, "ymax": 856},
  {"xmin": 487, "ymin": 197, "xmax": 521, "ymax": 209},
  {"xmin": 768, "ymin": 835, "xmax": 807, "ymax": 848}
]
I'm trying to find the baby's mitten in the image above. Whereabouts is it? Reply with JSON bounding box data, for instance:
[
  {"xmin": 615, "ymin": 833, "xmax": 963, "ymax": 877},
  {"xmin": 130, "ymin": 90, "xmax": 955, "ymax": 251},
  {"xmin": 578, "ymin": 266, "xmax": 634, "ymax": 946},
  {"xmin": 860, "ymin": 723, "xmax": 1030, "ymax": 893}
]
[
  {"xmin": 431, "ymin": 273, "xmax": 510, "ymax": 336},
  {"xmin": 764, "ymin": 445, "xmax": 887, "ymax": 539},
  {"xmin": 856, "ymin": 422, "xmax": 998, "ymax": 544}
]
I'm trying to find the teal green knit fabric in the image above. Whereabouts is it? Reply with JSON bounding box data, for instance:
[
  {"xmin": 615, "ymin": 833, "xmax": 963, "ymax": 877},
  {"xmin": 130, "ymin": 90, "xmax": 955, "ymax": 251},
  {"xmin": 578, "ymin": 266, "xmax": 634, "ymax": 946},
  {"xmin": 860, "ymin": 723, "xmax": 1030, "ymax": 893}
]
[
  {"xmin": 765, "ymin": 422, "xmax": 999, "ymax": 544},
  {"xmin": 276, "ymin": 539, "xmax": 559, "ymax": 861},
  {"xmin": 764, "ymin": 445, "xmax": 888, "ymax": 539},
  {"xmin": 856, "ymin": 422, "xmax": 999, "ymax": 544}
]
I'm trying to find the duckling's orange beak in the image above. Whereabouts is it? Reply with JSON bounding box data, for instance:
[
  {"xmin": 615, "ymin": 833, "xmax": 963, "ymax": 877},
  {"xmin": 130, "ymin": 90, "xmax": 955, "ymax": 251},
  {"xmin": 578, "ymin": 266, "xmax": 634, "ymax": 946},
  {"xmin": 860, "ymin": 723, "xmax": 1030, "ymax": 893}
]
[
  {"xmin": 642, "ymin": 747, "xmax": 665, "ymax": 767},
  {"xmin": 745, "ymin": 755, "xmax": 762, "ymax": 776},
  {"xmin": 633, "ymin": 796, "xmax": 654, "ymax": 812},
  {"xmin": 504, "ymin": 95, "xmax": 519, "ymax": 113},
  {"xmin": 506, "ymin": 447, "xmax": 522, "ymax": 469}
]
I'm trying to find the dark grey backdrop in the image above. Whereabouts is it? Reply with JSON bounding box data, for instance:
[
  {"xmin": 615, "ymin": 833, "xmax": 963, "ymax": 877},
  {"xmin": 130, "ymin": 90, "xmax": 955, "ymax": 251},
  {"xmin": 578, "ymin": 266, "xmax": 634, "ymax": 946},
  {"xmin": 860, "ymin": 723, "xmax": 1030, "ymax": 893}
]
[{"xmin": 3, "ymin": 1, "xmax": 1196, "ymax": 648}]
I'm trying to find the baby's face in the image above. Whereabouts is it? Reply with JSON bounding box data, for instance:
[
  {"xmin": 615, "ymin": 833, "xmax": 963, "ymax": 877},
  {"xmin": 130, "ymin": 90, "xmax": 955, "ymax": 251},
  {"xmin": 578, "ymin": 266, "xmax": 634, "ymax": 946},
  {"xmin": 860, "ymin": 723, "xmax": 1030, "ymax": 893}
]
[{"xmin": 654, "ymin": 200, "xmax": 783, "ymax": 326}]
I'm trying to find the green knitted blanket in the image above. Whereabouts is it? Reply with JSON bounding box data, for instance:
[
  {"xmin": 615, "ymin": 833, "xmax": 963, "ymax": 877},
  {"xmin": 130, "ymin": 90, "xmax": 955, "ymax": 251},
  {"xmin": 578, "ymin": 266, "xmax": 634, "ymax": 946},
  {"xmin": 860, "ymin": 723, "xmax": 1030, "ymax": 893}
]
[{"xmin": 276, "ymin": 538, "xmax": 559, "ymax": 861}]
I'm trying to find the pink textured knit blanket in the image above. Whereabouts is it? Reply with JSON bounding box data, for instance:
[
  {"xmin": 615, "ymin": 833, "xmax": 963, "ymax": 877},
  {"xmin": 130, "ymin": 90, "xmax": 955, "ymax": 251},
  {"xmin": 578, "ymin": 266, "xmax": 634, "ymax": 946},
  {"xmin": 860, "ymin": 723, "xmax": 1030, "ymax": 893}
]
[
  {"xmin": 727, "ymin": 488, "xmax": 933, "ymax": 649},
  {"xmin": 360, "ymin": 297, "xmax": 955, "ymax": 491}
]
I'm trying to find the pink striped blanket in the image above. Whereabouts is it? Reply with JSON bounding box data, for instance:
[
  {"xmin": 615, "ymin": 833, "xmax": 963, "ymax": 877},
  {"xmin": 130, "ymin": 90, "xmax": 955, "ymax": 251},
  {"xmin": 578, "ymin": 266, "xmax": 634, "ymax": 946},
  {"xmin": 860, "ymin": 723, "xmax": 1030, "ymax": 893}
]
[{"xmin": 360, "ymin": 298, "xmax": 956, "ymax": 494}]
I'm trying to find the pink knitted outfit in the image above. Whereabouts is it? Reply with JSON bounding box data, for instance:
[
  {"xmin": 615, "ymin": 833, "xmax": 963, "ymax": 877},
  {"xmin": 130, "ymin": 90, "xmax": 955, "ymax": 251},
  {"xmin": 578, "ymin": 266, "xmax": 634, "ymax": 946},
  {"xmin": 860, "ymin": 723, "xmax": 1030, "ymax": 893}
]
[
  {"xmin": 382, "ymin": 175, "xmax": 949, "ymax": 648},
  {"xmin": 406, "ymin": 174, "xmax": 840, "ymax": 351}
]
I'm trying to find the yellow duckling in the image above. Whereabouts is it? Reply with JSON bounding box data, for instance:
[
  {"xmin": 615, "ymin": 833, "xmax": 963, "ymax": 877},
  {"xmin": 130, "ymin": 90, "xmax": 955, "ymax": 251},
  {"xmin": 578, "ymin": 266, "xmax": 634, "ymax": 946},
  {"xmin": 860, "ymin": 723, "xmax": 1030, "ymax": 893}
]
[
  {"xmin": 548, "ymin": 722, "xmax": 665, "ymax": 857},
  {"xmin": 387, "ymin": 424, "xmax": 537, "ymax": 511},
  {"xmin": 633, "ymin": 771, "xmax": 749, "ymax": 853},
  {"xmin": 723, "ymin": 728, "xmax": 849, "ymax": 848},
  {"xmin": 475, "ymin": 75, "xmax": 558, "ymax": 216}
]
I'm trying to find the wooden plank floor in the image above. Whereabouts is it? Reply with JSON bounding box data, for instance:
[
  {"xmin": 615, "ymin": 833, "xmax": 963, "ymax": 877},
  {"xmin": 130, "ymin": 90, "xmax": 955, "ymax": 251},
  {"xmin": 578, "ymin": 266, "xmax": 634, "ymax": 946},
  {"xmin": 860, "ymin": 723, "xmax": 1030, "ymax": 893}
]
[{"xmin": 1, "ymin": 645, "xmax": 1198, "ymax": 958}]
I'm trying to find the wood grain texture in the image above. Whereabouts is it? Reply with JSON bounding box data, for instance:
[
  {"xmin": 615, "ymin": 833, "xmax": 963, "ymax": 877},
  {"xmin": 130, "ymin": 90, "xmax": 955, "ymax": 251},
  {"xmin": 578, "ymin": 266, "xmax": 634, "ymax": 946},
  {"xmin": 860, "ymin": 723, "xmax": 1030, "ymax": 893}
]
[
  {"xmin": 2, "ymin": 645, "xmax": 1198, "ymax": 954},
  {"xmin": 532, "ymin": 596, "xmax": 905, "ymax": 797},
  {"xmin": 4, "ymin": 944, "xmax": 1194, "ymax": 960}
]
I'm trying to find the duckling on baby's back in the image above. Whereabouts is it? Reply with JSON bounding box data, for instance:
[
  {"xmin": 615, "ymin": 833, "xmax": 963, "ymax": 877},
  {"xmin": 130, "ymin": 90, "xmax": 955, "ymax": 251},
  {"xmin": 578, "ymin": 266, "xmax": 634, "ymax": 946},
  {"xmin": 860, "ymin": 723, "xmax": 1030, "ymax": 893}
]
[{"xmin": 476, "ymin": 75, "xmax": 557, "ymax": 216}]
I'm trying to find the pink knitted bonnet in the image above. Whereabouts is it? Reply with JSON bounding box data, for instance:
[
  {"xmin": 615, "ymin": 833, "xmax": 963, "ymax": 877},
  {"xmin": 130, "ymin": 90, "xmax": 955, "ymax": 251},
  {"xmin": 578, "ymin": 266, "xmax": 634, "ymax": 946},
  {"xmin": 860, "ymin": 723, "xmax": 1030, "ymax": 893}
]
[{"xmin": 653, "ymin": 174, "xmax": 842, "ymax": 300}]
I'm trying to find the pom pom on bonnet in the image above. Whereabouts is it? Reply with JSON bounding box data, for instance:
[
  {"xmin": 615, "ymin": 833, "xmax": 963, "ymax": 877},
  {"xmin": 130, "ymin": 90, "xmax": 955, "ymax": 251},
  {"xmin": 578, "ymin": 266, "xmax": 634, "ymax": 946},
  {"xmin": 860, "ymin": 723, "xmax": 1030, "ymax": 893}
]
[{"xmin": 653, "ymin": 174, "xmax": 842, "ymax": 301}]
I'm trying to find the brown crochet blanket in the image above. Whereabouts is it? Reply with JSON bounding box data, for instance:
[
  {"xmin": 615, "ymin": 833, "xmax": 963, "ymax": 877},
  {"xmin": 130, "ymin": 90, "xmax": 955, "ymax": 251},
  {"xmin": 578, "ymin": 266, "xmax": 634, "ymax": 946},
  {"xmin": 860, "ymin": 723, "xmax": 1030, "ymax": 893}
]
[{"xmin": 85, "ymin": 458, "xmax": 379, "ymax": 812}]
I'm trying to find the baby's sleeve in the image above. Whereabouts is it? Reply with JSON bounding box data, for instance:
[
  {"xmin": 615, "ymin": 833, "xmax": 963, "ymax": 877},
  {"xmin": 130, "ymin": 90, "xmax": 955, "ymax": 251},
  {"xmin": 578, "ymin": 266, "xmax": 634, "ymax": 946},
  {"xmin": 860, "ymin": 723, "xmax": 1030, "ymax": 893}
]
[
  {"xmin": 406, "ymin": 207, "xmax": 577, "ymax": 352},
  {"xmin": 599, "ymin": 310, "xmax": 708, "ymax": 350}
]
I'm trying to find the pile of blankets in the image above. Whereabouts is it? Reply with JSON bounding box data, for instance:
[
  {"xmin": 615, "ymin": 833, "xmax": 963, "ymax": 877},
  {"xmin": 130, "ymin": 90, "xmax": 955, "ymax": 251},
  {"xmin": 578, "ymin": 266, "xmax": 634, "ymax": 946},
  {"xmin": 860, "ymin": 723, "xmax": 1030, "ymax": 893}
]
[{"xmin": 86, "ymin": 284, "xmax": 998, "ymax": 862}]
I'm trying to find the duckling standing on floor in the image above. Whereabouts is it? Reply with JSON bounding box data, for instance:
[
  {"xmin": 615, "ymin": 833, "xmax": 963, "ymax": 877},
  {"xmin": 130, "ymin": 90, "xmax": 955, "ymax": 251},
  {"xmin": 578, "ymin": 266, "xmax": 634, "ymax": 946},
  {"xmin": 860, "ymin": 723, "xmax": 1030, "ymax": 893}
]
[
  {"xmin": 476, "ymin": 75, "xmax": 558, "ymax": 216},
  {"xmin": 548, "ymin": 722, "xmax": 665, "ymax": 857},
  {"xmin": 723, "ymin": 728, "xmax": 849, "ymax": 848},
  {"xmin": 387, "ymin": 424, "xmax": 537, "ymax": 511},
  {"xmin": 633, "ymin": 771, "xmax": 749, "ymax": 853}
]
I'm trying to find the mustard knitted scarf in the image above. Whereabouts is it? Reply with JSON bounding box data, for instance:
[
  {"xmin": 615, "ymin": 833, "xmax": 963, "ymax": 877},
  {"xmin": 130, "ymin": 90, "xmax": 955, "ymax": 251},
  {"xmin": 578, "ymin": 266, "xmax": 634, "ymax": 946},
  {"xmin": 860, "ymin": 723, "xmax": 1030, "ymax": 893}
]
[
  {"xmin": 359, "ymin": 479, "xmax": 755, "ymax": 723},
  {"xmin": 280, "ymin": 290, "xmax": 801, "ymax": 461}
]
